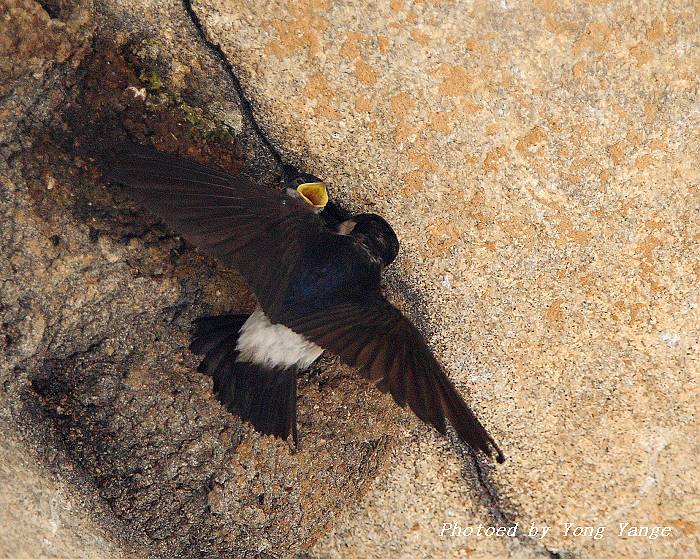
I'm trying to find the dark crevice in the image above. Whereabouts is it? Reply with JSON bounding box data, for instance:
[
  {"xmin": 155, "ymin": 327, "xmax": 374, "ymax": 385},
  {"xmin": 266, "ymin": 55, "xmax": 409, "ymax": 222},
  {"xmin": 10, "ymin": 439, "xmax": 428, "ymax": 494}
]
[
  {"xmin": 36, "ymin": 0, "xmax": 64, "ymax": 19},
  {"xmin": 181, "ymin": 0, "xmax": 286, "ymax": 173},
  {"xmin": 3, "ymin": 32, "xmax": 96, "ymax": 154}
]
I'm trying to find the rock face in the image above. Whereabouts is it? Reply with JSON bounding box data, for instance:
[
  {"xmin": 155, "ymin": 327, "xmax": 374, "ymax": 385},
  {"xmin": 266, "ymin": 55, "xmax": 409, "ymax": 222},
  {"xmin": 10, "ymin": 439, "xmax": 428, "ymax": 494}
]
[
  {"xmin": 0, "ymin": 428, "xmax": 142, "ymax": 559},
  {"xmin": 2, "ymin": 1, "xmax": 392, "ymax": 557},
  {"xmin": 1, "ymin": 1, "xmax": 698, "ymax": 558}
]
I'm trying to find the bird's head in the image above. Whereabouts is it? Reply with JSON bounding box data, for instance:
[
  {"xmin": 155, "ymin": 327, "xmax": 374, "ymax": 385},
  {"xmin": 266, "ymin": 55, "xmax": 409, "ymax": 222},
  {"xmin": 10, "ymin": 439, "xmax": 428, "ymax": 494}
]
[
  {"xmin": 283, "ymin": 167, "xmax": 328, "ymax": 210},
  {"xmin": 343, "ymin": 213, "xmax": 400, "ymax": 267}
]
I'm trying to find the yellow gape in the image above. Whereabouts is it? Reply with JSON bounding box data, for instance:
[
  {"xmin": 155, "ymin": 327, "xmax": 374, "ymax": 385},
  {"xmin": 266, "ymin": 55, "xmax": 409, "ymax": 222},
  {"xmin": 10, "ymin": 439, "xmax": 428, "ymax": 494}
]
[{"xmin": 296, "ymin": 182, "xmax": 329, "ymax": 209}]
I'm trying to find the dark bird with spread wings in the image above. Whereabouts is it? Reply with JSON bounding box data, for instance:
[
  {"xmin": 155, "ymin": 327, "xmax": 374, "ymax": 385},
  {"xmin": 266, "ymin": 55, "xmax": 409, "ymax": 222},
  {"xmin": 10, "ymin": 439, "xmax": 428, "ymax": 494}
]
[{"xmin": 108, "ymin": 150, "xmax": 504, "ymax": 463}]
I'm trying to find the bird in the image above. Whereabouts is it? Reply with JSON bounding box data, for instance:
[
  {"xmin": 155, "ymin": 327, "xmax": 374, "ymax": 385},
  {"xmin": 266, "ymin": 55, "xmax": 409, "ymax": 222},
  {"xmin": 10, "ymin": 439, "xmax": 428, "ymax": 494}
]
[
  {"xmin": 281, "ymin": 163, "xmax": 352, "ymax": 228},
  {"xmin": 107, "ymin": 148, "xmax": 505, "ymax": 463}
]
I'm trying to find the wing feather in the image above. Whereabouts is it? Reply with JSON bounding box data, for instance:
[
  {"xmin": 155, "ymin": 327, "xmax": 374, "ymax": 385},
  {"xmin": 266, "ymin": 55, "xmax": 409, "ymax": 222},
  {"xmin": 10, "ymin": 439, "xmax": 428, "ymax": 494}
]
[
  {"xmin": 287, "ymin": 296, "xmax": 505, "ymax": 462},
  {"xmin": 107, "ymin": 149, "xmax": 331, "ymax": 318}
]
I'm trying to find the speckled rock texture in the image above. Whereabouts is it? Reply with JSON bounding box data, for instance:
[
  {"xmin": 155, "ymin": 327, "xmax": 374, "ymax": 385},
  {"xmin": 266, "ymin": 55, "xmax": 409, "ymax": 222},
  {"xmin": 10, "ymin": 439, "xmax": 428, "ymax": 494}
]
[
  {"xmin": 1, "ymin": 0, "xmax": 698, "ymax": 558},
  {"xmin": 0, "ymin": 426, "xmax": 143, "ymax": 559},
  {"xmin": 2, "ymin": 1, "xmax": 391, "ymax": 557}
]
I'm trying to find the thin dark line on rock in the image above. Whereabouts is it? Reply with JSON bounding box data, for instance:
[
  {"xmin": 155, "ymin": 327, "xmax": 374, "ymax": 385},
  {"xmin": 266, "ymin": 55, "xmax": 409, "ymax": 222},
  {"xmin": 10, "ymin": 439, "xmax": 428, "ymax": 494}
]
[
  {"xmin": 463, "ymin": 452, "xmax": 568, "ymax": 559},
  {"xmin": 181, "ymin": 0, "xmax": 285, "ymax": 171}
]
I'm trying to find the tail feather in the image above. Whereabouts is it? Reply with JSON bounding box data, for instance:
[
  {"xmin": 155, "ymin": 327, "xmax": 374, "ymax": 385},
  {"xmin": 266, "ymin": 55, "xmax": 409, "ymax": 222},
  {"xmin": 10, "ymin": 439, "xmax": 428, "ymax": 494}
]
[
  {"xmin": 193, "ymin": 314, "xmax": 247, "ymax": 336},
  {"xmin": 190, "ymin": 314, "xmax": 299, "ymax": 444},
  {"xmin": 225, "ymin": 366, "xmax": 298, "ymax": 444}
]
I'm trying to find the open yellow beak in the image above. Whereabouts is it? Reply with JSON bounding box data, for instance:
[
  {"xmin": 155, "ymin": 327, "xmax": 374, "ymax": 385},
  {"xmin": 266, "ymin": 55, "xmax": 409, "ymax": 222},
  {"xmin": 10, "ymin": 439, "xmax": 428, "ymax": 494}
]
[{"xmin": 296, "ymin": 182, "xmax": 328, "ymax": 209}]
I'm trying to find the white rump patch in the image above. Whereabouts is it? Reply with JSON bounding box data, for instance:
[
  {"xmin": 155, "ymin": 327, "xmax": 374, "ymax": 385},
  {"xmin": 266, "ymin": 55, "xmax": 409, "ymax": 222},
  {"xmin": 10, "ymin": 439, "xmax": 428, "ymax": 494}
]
[{"xmin": 236, "ymin": 308, "xmax": 323, "ymax": 370}]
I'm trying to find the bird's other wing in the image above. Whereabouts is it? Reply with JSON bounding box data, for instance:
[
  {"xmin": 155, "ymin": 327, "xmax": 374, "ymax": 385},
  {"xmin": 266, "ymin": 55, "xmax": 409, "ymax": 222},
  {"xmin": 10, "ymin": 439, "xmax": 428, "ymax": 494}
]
[
  {"xmin": 107, "ymin": 149, "xmax": 331, "ymax": 318},
  {"xmin": 283, "ymin": 293, "xmax": 505, "ymax": 462}
]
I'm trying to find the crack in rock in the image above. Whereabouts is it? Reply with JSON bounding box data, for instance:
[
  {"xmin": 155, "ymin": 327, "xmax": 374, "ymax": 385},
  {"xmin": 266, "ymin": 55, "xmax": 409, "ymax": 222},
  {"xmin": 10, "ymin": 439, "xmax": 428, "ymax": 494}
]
[
  {"xmin": 461, "ymin": 453, "xmax": 570, "ymax": 559},
  {"xmin": 181, "ymin": 0, "xmax": 287, "ymax": 172}
]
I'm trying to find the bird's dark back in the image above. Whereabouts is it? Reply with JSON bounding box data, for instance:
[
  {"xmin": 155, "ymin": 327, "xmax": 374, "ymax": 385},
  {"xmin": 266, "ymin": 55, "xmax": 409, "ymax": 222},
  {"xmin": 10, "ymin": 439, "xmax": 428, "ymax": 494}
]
[{"xmin": 280, "ymin": 233, "xmax": 382, "ymax": 317}]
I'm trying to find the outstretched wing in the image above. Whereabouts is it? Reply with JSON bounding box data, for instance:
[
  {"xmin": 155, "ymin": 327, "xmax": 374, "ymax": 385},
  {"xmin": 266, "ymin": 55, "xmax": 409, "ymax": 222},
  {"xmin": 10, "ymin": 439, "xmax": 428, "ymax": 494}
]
[
  {"xmin": 108, "ymin": 149, "xmax": 503, "ymax": 461},
  {"xmin": 107, "ymin": 149, "xmax": 333, "ymax": 318},
  {"xmin": 283, "ymin": 294, "xmax": 505, "ymax": 462}
]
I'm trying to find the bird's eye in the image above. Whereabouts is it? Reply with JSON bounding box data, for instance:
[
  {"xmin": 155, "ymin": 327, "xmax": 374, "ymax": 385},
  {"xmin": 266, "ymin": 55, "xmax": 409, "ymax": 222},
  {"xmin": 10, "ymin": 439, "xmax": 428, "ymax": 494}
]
[{"xmin": 295, "ymin": 177, "xmax": 305, "ymax": 185}]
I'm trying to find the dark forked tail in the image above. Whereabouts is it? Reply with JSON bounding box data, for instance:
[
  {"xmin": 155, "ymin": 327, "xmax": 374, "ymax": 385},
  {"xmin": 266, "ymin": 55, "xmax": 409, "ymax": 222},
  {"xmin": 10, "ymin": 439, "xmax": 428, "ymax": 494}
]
[{"xmin": 190, "ymin": 314, "xmax": 299, "ymax": 445}]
